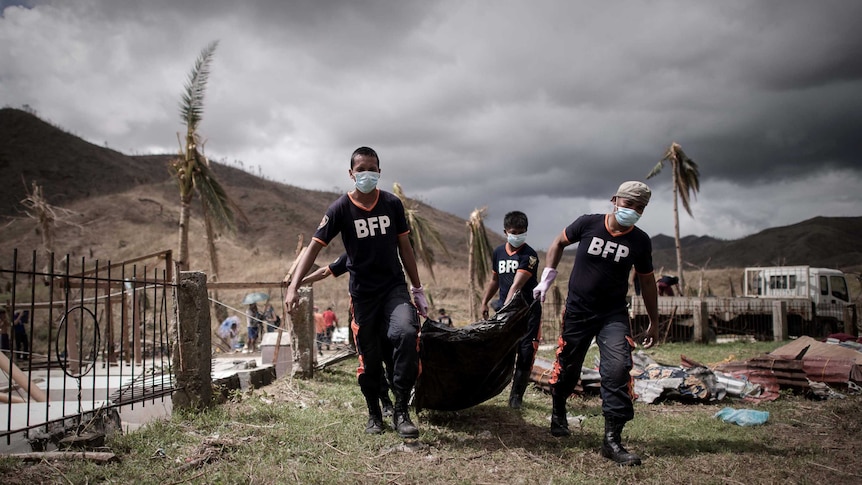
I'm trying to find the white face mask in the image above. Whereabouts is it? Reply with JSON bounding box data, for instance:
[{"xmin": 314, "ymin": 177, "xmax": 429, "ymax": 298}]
[
  {"xmin": 507, "ymin": 232, "xmax": 527, "ymax": 248},
  {"xmin": 614, "ymin": 205, "xmax": 641, "ymax": 227},
  {"xmin": 353, "ymin": 171, "xmax": 380, "ymax": 193}
]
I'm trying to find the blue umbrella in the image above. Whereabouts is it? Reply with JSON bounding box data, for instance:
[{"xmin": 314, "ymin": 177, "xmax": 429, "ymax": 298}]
[
  {"xmin": 219, "ymin": 316, "xmax": 240, "ymax": 336},
  {"xmin": 241, "ymin": 292, "xmax": 270, "ymax": 305}
]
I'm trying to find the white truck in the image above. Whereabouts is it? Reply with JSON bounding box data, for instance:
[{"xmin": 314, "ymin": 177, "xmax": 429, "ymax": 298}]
[
  {"xmin": 743, "ymin": 266, "xmax": 850, "ymax": 305},
  {"xmin": 629, "ymin": 266, "xmax": 855, "ymax": 340},
  {"xmin": 743, "ymin": 266, "xmax": 852, "ymax": 335}
]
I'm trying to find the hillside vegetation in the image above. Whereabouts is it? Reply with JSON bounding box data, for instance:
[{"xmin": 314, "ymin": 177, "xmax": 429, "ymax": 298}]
[{"xmin": 2, "ymin": 108, "xmax": 861, "ymax": 315}]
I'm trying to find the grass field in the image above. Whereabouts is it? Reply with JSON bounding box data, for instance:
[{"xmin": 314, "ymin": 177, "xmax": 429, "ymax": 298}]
[{"xmin": 2, "ymin": 339, "xmax": 861, "ymax": 484}]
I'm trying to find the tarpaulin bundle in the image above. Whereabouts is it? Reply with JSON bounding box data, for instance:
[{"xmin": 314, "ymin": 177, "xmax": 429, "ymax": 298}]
[{"xmin": 413, "ymin": 293, "xmax": 531, "ymax": 411}]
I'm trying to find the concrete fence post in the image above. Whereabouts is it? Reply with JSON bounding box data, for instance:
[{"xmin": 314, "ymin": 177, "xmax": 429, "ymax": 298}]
[
  {"xmin": 291, "ymin": 286, "xmax": 315, "ymax": 379},
  {"xmin": 772, "ymin": 300, "xmax": 787, "ymax": 341},
  {"xmin": 844, "ymin": 304, "xmax": 857, "ymax": 336},
  {"xmin": 173, "ymin": 271, "xmax": 213, "ymax": 410},
  {"xmin": 693, "ymin": 300, "xmax": 709, "ymax": 343}
]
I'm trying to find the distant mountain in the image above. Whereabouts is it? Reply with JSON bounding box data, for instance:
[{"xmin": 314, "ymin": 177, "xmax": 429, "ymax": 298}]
[
  {"xmin": 2, "ymin": 107, "xmax": 861, "ymax": 276},
  {"xmin": 650, "ymin": 216, "xmax": 862, "ymax": 270},
  {"xmin": 0, "ymin": 108, "xmax": 486, "ymax": 277},
  {"xmin": 0, "ymin": 108, "xmax": 166, "ymax": 216}
]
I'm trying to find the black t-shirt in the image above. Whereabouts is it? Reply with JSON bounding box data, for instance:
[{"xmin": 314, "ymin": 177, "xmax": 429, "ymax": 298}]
[
  {"xmin": 328, "ymin": 253, "xmax": 348, "ymax": 278},
  {"xmin": 313, "ymin": 190, "xmax": 410, "ymax": 297},
  {"xmin": 491, "ymin": 242, "xmax": 540, "ymax": 304},
  {"xmin": 563, "ymin": 213, "xmax": 654, "ymax": 316}
]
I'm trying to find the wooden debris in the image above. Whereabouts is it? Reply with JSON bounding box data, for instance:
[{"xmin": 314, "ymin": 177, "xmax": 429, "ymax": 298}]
[{"xmin": 10, "ymin": 451, "xmax": 118, "ymax": 464}]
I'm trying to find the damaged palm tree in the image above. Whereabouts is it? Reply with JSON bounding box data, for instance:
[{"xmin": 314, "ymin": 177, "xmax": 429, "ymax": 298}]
[
  {"xmin": 19, "ymin": 180, "xmax": 82, "ymax": 278},
  {"xmin": 647, "ymin": 142, "xmax": 700, "ymax": 296},
  {"xmin": 169, "ymin": 40, "xmax": 244, "ymax": 322},
  {"xmin": 393, "ymin": 182, "xmax": 449, "ymax": 281},
  {"xmin": 466, "ymin": 207, "xmax": 494, "ymax": 320}
]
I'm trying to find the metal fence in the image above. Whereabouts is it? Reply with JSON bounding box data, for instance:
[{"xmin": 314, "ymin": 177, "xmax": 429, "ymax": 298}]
[
  {"xmin": 629, "ymin": 296, "xmax": 857, "ymax": 343},
  {"xmin": 1, "ymin": 249, "xmax": 176, "ymax": 451},
  {"xmin": 536, "ymin": 289, "xmax": 858, "ymax": 345}
]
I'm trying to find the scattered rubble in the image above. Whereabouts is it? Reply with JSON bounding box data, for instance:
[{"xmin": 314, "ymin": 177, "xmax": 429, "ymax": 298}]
[{"xmin": 530, "ymin": 335, "xmax": 862, "ymax": 405}]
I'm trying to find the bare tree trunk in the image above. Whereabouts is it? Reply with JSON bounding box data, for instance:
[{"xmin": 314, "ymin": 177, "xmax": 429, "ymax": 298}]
[
  {"xmin": 672, "ymin": 162, "xmax": 686, "ymax": 295},
  {"xmin": 203, "ymin": 209, "xmax": 228, "ymax": 324},
  {"xmin": 177, "ymin": 199, "xmax": 191, "ymax": 272},
  {"xmin": 467, "ymin": 229, "xmax": 477, "ymax": 321}
]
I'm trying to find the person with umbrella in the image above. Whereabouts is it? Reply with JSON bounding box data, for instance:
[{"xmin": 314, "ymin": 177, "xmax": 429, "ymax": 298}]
[
  {"xmin": 240, "ymin": 292, "xmax": 269, "ymax": 351},
  {"xmin": 245, "ymin": 302, "xmax": 263, "ymax": 353},
  {"xmin": 217, "ymin": 315, "xmax": 241, "ymax": 352}
]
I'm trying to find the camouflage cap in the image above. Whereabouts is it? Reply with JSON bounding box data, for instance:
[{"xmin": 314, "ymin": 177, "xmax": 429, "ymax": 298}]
[{"xmin": 613, "ymin": 181, "xmax": 651, "ymax": 206}]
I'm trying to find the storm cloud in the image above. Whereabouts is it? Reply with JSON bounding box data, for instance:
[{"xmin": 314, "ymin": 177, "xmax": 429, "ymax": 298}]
[{"xmin": 2, "ymin": 0, "xmax": 860, "ymax": 248}]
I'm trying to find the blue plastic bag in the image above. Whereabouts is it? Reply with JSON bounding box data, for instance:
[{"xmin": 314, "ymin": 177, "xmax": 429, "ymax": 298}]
[{"xmin": 714, "ymin": 407, "xmax": 769, "ymax": 426}]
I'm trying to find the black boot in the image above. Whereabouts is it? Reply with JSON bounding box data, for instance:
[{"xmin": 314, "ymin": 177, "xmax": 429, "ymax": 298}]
[
  {"xmin": 508, "ymin": 369, "xmax": 530, "ymax": 410},
  {"xmin": 380, "ymin": 392, "xmax": 394, "ymax": 418},
  {"xmin": 365, "ymin": 403, "xmax": 384, "ymax": 435},
  {"xmin": 550, "ymin": 393, "xmax": 570, "ymax": 437},
  {"xmin": 392, "ymin": 390, "xmax": 419, "ymax": 439},
  {"xmin": 363, "ymin": 390, "xmax": 385, "ymax": 434},
  {"xmin": 601, "ymin": 417, "xmax": 642, "ymax": 466}
]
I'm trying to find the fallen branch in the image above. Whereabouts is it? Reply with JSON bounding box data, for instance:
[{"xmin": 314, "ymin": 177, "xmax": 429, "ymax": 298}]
[
  {"xmin": 10, "ymin": 451, "xmax": 118, "ymax": 464},
  {"xmin": 324, "ymin": 441, "xmax": 348, "ymax": 456},
  {"xmin": 808, "ymin": 461, "xmax": 862, "ymax": 478}
]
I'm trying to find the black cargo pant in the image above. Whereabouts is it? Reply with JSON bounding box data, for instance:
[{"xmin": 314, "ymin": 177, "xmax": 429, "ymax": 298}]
[
  {"xmin": 550, "ymin": 309, "xmax": 636, "ymax": 421},
  {"xmin": 351, "ymin": 284, "xmax": 420, "ymax": 402},
  {"xmin": 515, "ymin": 302, "xmax": 543, "ymax": 373}
]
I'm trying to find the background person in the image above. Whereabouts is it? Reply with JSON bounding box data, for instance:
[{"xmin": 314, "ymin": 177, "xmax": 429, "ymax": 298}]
[
  {"xmin": 261, "ymin": 303, "xmax": 281, "ymax": 332},
  {"xmin": 0, "ymin": 308, "xmax": 10, "ymax": 354},
  {"xmin": 322, "ymin": 306, "xmax": 338, "ymax": 349},
  {"xmin": 533, "ymin": 181, "xmax": 660, "ymax": 466},
  {"xmin": 12, "ymin": 309, "xmax": 29, "ymax": 360},
  {"xmin": 245, "ymin": 303, "xmax": 262, "ymax": 353},
  {"xmin": 314, "ymin": 306, "xmax": 326, "ymax": 355},
  {"xmin": 437, "ymin": 308, "xmax": 452, "ymax": 327},
  {"xmin": 217, "ymin": 315, "xmax": 241, "ymax": 352},
  {"xmin": 657, "ymin": 275, "xmax": 680, "ymax": 296}
]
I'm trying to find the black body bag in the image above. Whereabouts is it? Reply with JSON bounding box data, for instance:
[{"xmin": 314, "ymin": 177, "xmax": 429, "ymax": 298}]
[{"xmin": 414, "ymin": 292, "xmax": 531, "ymax": 411}]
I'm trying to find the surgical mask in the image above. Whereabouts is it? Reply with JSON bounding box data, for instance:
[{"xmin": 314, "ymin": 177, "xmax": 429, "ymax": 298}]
[
  {"xmin": 353, "ymin": 171, "xmax": 380, "ymax": 193},
  {"xmin": 507, "ymin": 232, "xmax": 527, "ymax": 248},
  {"xmin": 614, "ymin": 206, "xmax": 641, "ymax": 227}
]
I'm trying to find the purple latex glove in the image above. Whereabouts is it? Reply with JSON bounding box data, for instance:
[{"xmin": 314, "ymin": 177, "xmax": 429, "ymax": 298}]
[
  {"xmin": 532, "ymin": 267, "xmax": 558, "ymax": 302},
  {"xmin": 411, "ymin": 285, "xmax": 429, "ymax": 317}
]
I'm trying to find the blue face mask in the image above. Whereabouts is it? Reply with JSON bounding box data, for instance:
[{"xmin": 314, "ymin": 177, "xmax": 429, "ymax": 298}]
[
  {"xmin": 353, "ymin": 171, "xmax": 380, "ymax": 193},
  {"xmin": 614, "ymin": 206, "xmax": 641, "ymax": 227},
  {"xmin": 507, "ymin": 232, "xmax": 527, "ymax": 248}
]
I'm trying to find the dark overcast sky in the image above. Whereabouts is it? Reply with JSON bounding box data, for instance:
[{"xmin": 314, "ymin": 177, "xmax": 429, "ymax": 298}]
[{"xmin": 2, "ymin": 0, "xmax": 861, "ymax": 249}]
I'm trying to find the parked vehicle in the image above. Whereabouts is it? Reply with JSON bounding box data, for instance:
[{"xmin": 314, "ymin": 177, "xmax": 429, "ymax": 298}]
[
  {"xmin": 630, "ymin": 266, "xmax": 855, "ymax": 341},
  {"xmin": 743, "ymin": 266, "xmax": 850, "ymax": 305},
  {"xmin": 743, "ymin": 266, "xmax": 851, "ymax": 335}
]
